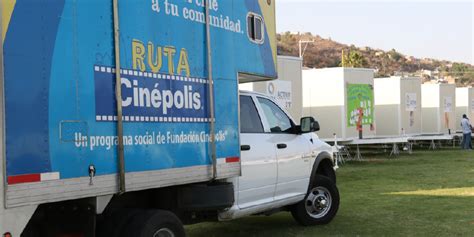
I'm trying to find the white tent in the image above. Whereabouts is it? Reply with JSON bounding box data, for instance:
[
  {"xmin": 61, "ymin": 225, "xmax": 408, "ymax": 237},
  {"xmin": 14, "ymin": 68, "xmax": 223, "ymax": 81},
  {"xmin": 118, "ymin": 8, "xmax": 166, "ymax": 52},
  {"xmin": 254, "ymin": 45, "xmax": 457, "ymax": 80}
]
[
  {"xmin": 455, "ymin": 87, "xmax": 474, "ymax": 132},
  {"xmin": 374, "ymin": 77, "xmax": 422, "ymax": 136},
  {"xmin": 302, "ymin": 67, "xmax": 375, "ymax": 140},
  {"xmin": 421, "ymin": 83, "xmax": 456, "ymax": 134},
  {"xmin": 239, "ymin": 56, "xmax": 303, "ymax": 120}
]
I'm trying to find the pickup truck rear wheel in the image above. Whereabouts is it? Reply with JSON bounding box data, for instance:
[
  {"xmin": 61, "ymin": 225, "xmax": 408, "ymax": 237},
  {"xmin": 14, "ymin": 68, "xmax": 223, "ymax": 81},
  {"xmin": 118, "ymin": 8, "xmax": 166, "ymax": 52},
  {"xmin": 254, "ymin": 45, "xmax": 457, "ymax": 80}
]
[
  {"xmin": 291, "ymin": 175, "xmax": 339, "ymax": 226},
  {"xmin": 122, "ymin": 209, "xmax": 186, "ymax": 237}
]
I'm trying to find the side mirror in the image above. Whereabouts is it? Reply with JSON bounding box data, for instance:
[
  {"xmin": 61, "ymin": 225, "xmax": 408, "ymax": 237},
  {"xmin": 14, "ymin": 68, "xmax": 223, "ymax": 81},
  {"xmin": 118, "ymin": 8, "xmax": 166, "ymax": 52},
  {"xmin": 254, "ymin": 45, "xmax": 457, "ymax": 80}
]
[{"xmin": 300, "ymin": 117, "xmax": 320, "ymax": 133}]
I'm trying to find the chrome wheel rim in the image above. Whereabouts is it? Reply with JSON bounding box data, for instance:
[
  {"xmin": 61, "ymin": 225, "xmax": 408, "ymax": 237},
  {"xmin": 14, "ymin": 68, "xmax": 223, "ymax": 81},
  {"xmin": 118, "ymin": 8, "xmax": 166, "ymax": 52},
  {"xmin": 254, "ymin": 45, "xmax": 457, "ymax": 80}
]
[
  {"xmin": 305, "ymin": 186, "xmax": 332, "ymax": 218},
  {"xmin": 153, "ymin": 228, "xmax": 175, "ymax": 237}
]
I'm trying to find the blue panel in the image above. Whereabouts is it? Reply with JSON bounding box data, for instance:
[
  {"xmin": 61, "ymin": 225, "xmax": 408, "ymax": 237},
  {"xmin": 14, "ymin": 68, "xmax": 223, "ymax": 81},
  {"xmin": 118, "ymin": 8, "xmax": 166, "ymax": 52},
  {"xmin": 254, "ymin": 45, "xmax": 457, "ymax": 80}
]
[
  {"xmin": 4, "ymin": 0, "xmax": 66, "ymax": 176},
  {"xmin": 94, "ymin": 67, "xmax": 209, "ymax": 121},
  {"xmin": 4, "ymin": 0, "xmax": 275, "ymax": 180}
]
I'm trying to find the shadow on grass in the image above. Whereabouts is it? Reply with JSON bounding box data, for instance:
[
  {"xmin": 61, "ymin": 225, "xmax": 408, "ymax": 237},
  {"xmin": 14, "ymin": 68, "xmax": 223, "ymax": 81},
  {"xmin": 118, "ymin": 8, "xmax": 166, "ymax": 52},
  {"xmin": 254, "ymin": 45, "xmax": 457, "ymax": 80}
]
[{"xmin": 186, "ymin": 213, "xmax": 304, "ymax": 237}]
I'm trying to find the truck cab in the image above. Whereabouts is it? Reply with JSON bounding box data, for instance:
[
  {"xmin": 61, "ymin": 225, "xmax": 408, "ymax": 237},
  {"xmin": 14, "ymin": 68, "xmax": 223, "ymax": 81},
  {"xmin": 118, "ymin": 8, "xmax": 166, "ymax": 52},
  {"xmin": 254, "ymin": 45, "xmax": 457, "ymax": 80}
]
[{"xmin": 220, "ymin": 91, "xmax": 339, "ymax": 225}]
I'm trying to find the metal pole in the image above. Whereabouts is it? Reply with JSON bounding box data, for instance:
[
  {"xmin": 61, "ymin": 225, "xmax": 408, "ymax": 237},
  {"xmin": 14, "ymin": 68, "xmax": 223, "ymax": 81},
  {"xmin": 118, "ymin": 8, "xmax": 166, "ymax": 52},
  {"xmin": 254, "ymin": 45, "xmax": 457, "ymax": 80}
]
[
  {"xmin": 341, "ymin": 50, "xmax": 345, "ymax": 67},
  {"xmin": 205, "ymin": 0, "xmax": 217, "ymax": 179},
  {"xmin": 0, "ymin": 7, "xmax": 8, "ymax": 208},
  {"xmin": 333, "ymin": 133, "xmax": 339, "ymax": 169},
  {"xmin": 298, "ymin": 39, "xmax": 314, "ymax": 60},
  {"xmin": 112, "ymin": 0, "xmax": 126, "ymax": 194},
  {"xmin": 299, "ymin": 41, "xmax": 302, "ymax": 59}
]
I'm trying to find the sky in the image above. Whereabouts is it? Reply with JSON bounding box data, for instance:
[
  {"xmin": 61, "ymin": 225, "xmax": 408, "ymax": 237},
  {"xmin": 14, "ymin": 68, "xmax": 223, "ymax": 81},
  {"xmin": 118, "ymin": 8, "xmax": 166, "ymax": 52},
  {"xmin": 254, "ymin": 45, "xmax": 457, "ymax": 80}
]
[{"xmin": 275, "ymin": 0, "xmax": 474, "ymax": 65}]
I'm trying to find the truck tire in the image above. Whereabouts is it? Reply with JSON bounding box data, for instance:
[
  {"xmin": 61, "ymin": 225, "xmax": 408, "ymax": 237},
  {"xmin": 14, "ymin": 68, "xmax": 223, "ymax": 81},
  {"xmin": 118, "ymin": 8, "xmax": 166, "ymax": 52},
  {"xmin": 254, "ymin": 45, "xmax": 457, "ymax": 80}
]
[
  {"xmin": 122, "ymin": 209, "xmax": 186, "ymax": 237},
  {"xmin": 291, "ymin": 175, "xmax": 339, "ymax": 226}
]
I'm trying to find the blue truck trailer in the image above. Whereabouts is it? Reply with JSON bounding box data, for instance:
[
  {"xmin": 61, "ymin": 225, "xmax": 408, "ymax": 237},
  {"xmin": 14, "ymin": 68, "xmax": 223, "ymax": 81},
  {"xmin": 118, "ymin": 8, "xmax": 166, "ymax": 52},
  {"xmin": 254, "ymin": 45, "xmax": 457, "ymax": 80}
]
[{"xmin": 0, "ymin": 0, "xmax": 279, "ymax": 235}]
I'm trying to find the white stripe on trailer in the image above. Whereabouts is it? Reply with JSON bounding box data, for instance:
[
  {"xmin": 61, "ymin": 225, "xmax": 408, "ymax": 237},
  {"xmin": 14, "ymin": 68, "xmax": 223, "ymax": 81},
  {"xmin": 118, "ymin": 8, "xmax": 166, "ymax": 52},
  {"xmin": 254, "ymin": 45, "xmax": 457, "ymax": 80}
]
[{"xmin": 40, "ymin": 172, "xmax": 60, "ymax": 181}]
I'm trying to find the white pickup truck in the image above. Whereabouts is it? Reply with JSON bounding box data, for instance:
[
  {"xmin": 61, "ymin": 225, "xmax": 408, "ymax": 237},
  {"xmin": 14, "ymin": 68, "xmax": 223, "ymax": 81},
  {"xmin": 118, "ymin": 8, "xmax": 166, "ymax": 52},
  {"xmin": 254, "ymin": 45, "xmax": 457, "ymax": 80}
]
[
  {"xmin": 219, "ymin": 91, "xmax": 339, "ymax": 226},
  {"xmin": 97, "ymin": 91, "xmax": 339, "ymax": 236}
]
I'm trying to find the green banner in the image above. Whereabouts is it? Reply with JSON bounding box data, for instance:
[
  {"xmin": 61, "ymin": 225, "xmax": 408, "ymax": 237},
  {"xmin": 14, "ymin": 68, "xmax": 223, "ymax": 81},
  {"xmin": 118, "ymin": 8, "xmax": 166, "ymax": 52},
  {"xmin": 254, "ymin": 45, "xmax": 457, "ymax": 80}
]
[{"xmin": 347, "ymin": 84, "xmax": 374, "ymax": 127}]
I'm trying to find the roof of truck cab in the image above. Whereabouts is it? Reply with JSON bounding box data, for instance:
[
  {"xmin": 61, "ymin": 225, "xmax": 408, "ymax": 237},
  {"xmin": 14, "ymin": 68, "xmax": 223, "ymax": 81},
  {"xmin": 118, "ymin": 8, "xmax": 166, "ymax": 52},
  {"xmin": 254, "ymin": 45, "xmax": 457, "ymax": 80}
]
[{"xmin": 239, "ymin": 90, "xmax": 269, "ymax": 97}]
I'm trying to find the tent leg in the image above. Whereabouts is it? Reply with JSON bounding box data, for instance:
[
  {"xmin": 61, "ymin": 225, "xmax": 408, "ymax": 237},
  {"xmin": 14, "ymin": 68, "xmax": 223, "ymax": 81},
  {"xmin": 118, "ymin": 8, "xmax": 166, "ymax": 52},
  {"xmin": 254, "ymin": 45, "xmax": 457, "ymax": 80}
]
[
  {"xmin": 355, "ymin": 145, "xmax": 363, "ymax": 161},
  {"xmin": 390, "ymin": 143, "xmax": 400, "ymax": 157},
  {"xmin": 343, "ymin": 146, "xmax": 352, "ymax": 162}
]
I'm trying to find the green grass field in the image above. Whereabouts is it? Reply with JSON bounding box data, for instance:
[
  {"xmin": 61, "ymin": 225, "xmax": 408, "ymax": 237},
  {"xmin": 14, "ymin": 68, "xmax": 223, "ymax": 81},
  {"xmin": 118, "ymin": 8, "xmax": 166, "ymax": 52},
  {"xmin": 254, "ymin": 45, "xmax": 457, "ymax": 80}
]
[{"xmin": 186, "ymin": 150, "xmax": 474, "ymax": 236}]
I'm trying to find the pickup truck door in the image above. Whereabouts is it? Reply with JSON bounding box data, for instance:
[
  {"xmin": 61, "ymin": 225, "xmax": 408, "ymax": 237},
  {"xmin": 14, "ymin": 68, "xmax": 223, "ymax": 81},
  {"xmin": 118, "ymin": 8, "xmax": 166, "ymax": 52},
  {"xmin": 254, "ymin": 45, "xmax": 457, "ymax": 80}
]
[
  {"xmin": 255, "ymin": 97, "xmax": 312, "ymax": 201},
  {"xmin": 237, "ymin": 95, "xmax": 277, "ymax": 209}
]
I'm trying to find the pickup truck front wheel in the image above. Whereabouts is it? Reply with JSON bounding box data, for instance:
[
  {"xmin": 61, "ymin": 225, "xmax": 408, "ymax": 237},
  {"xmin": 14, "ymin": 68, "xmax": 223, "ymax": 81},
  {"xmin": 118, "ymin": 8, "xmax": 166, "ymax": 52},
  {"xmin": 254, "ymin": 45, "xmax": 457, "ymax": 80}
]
[{"xmin": 291, "ymin": 175, "xmax": 339, "ymax": 225}]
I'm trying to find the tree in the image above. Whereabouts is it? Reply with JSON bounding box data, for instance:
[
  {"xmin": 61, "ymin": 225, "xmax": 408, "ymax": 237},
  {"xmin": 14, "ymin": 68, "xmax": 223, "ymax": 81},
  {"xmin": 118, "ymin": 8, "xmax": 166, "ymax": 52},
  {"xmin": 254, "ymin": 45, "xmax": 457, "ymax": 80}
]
[
  {"xmin": 340, "ymin": 50, "xmax": 368, "ymax": 68},
  {"xmin": 451, "ymin": 63, "xmax": 468, "ymax": 75},
  {"xmin": 388, "ymin": 49, "xmax": 403, "ymax": 61},
  {"xmin": 450, "ymin": 63, "xmax": 472, "ymax": 85}
]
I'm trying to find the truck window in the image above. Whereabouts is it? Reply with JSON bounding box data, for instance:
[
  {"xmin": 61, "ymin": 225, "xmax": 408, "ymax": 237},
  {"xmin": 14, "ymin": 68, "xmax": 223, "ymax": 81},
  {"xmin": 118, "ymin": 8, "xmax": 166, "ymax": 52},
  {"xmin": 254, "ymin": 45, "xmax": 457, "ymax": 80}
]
[
  {"xmin": 240, "ymin": 95, "xmax": 264, "ymax": 133},
  {"xmin": 257, "ymin": 97, "xmax": 293, "ymax": 133},
  {"xmin": 247, "ymin": 13, "xmax": 264, "ymax": 44}
]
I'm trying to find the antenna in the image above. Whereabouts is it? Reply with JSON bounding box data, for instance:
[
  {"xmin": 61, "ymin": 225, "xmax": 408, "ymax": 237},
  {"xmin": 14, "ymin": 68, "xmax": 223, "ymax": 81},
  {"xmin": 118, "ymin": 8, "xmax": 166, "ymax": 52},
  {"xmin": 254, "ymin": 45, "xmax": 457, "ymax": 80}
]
[
  {"xmin": 341, "ymin": 49, "xmax": 345, "ymax": 67},
  {"xmin": 299, "ymin": 39, "xmax": 315, "ymax": 59}
]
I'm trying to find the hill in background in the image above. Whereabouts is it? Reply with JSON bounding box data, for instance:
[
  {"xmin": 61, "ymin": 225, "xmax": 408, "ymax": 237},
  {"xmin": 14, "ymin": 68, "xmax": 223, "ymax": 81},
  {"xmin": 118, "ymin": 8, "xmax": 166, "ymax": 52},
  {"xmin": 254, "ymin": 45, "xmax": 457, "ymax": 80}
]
[{"xmin": 277, "ymin": 32, "xmax": 474, "ymax": 86}]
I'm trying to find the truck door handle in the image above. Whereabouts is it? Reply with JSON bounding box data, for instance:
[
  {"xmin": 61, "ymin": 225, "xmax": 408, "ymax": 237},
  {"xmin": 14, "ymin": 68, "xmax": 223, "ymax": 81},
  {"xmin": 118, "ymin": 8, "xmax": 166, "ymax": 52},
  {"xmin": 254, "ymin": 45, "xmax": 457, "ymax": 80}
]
[
  {"xmin": 277, "ymin": 143, "xmax": 287, "ymax": 149},
  {"xmin": 241, "ymin": 145, "xmax": 251, "ymax": 151}
]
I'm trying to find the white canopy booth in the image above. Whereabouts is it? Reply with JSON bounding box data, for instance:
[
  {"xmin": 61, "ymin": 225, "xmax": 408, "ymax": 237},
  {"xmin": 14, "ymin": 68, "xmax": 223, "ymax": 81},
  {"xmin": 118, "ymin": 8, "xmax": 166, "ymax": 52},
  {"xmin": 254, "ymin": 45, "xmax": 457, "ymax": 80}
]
[
  {"xmin": 455, "ymin": 87, "xmax": 474, "ymax": 132},
  {"xmin": 239, "ymin": 56, "xmax": 303, "ymax": 120},
  {"xmin": 302, "ymin": 67, "xmax": 375, "ymax": 140},
  {"xmin": 421, "ymin": 83, "xmax": 456, "ymax": 134},
  {"xmin": 374, "ymin": 77, "xmax": 422, "ymax": 136}
]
